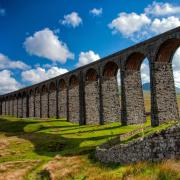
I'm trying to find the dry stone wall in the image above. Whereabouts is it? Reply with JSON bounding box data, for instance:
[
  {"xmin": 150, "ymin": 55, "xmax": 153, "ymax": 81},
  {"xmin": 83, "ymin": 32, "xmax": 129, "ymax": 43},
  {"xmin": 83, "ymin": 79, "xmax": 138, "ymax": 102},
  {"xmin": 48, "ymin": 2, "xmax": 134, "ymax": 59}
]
[
  {"xmin": 102, "ymin": 76, "xmax": 120, "ymax": 123},
  {"xmin": 85, "ymin": 80, "xmax": 100, "ymax": 124},
  {"xmin": 49, "ymin": 91, "xmax": 56, "ymax": 118},
  {"xmin": 96, "ymin": 124, "xmax": 180, "ymax": 165}
]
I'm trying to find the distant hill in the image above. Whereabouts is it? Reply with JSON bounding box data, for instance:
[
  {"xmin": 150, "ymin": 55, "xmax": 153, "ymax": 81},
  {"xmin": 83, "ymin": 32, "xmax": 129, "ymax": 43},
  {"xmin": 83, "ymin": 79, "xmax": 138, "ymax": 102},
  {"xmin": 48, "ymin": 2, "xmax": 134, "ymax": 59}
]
[{"xmin": 143, "ymin": 83, "xmax": 180, "ymax": 94}]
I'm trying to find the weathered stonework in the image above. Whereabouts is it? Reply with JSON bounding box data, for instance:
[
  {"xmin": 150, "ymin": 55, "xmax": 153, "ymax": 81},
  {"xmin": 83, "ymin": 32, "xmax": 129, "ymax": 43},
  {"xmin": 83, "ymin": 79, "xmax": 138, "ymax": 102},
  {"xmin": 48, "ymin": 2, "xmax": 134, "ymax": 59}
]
[
  {"xmin": 151, "ymin": 62, "xmax": 179, "ymax": 126},
  {"xmin": 9, "ymin": 99, "xmax": 13, "ymax": 116},
  {"xmin": 49, "ymin": 91, "xmax": 57, "ymax": 118},
  {"xmin": 17, "ymin": 97, "xmax": 22, "ymax": 118},
  {"xmin": 85, "ymin": 80, "xmax": 100, "ymax": 124},
  {"xmin": 96, "ymin": 125, "xmax": 180, "ymax": 165},
  {"xmin": 5, "ymin": 100, "xmax": 9, "ymax": 115},
  {"xmin": 102, "ymin": 76, "xmax": 120, "ymax": 123},
  {"xmin": 13, "ymin": 98, "xmax": 17, "ymax": 117},
  {"xmin": 41, "ymin": 92, "xmax": 48, "ymax": 118},
  {"xmin": 35, "ymin": 93, "xmax": 40, "ymax": 118},
  {"xmin": 68, "ymin": 85, "xmax": 79, "ymax": 123},
  {"xmin": 2, "ymin": 101, "xmax": 5, "ymax": 115},
  {"xmin": 122, "ymin": 70, "xmax": 146, "ymax": 125},
  {"xmin": 29, "ymin": 95, "xmax": 34, "ymax": 117},
  {"xmin": 22, "ymin": 96, "xmax": 27, "ymax": 118},
  {"xmin": 58, "ymin": 88, "xmax": 67, "ymax": 118}
]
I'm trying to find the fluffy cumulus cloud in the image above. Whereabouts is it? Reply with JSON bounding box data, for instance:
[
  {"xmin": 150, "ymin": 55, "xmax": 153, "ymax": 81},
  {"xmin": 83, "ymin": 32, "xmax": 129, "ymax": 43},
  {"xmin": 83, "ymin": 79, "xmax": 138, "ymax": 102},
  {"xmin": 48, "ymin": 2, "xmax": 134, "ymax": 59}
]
[
  {"xmin": 0, "ymin": 70, "xmax": 21, "ymax": 94},
  {"xmin": 0, "ymin": 53, "xmax": 30, "ymax": 70},
  {"xmin": 145, "ymin": 1, "xmax": 180, "ymax": 16},
  {"xmin": 60, "ymin": 12, "xmax": 82, "ymax": 28},
  {"xmin": 108, "ymin": 2, "xmax": 180, "ymax": 41},
  {"xmin": 0, "ymin": 8, "xmax": 5, "ymax": 16},
  {"xmin": 173, "ymin": 48, "xmax": 180, "ymax": 88},
  {"xmin": 140, "ymin": 59, "xmax": 150, "ymax": 84},
  {"xmin": 76, "ymin": 50, "xmax": 100, "ymax": 67},
  {"xmin": 24, "ymin": 28, "xmax": 74, "ymax": 63},
  {"xmin": 108, "ymin": 13, "xmax": 151, "ymax": 36},
  {"xmin": 21, "ymin": 66, "xmax": 68, "ymax": 84},
  {"xmin": 90, "ymin": 8, "xmax": 103, "ymax": 16}
]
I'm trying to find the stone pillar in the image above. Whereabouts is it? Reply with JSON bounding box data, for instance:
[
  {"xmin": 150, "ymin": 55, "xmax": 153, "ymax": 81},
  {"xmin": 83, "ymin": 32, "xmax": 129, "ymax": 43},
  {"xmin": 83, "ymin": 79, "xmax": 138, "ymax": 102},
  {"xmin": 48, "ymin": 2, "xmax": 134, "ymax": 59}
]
[
  {"xmin": 68, "ymin": 79, "xmax": 80, "ymax": 123},
  {"xmin": 121, "ymin": 69, "xmax": 146, "ymax": 125},
  {"xmin": 29, "ymin": 94, "xmax": 34, "ymax": 117},
  {"xmin": 13, "ymin": 98, "xmax": 18, "ymax": 117},
  {"xmin": 58, "ymin": 83, "xmax": 67, "ymax": 119},
  {"xmin": 17, "ymin": 96, "xmax": 22, "ymax": 118},
  {"xmin": 5, "ymin": 99, "xmax": 9, "ymax": 115},
  {"xmin": 35, "ymin": 91, "xmax": 40, "ymax": 118},
  {"xmin": 102, "ymin": 76, "xmax": 120, "ymax": 123},
  {"xmin": 151, "ymin": 62, "xmax": 179, "ymax": 126},
  {"xmin": 41, "ymin": 91, "xmax": 48, "ymax": 118},
  {"xmin": 0, "ymin": 100, "xmax": 2, "ymax": 115},
  {"xmin": 85, "ymin": 76, "xmax": 99, "ymax": 125},
  {"xmin": 22, "ymin": 95, "xmax": 27, "ymax": 118},
  {"xmin": 2, "ymin": 100, "xmax": 5, "ymax": 115},
  {"xmin": 49, "ymin": 90, "xmax": 57, "ymax": 118}
]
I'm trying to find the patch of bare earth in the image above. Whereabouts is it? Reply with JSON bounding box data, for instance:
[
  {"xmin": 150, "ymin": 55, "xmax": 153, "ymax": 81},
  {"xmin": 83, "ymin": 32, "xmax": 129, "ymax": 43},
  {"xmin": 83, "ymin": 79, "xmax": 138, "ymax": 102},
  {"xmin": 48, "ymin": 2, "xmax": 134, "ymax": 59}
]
[{"xmin": 0, "ymin": 160, "xmax": 40, "ymax": 180}]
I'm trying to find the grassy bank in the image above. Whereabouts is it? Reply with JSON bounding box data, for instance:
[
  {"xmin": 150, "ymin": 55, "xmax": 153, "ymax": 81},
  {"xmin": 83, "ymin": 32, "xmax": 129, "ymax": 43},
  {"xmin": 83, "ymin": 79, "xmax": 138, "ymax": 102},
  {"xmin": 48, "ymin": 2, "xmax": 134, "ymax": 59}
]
[{"xmin": 0, "ymin": 116, "xmax": 179, "ymax": 179}]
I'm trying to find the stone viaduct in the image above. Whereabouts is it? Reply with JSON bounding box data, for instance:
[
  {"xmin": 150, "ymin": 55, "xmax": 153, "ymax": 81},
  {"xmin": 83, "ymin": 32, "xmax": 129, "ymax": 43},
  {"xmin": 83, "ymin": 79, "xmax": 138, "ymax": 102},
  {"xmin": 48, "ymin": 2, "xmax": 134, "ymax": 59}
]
[{"xmin": 0, "ymin": 27, "xmax": 180, "ymax": 126}]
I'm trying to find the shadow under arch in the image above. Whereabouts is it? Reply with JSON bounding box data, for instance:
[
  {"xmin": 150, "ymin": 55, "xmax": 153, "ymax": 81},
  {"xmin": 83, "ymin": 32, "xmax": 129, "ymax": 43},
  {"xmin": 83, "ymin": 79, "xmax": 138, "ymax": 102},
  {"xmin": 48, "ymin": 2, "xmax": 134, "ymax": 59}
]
[
  {"xmin": 68, "ymin": 75, "xmax": 80, "ymax": 124},
  {"xmin": 58, "ymin": 79, "xmax": 67, "ymax": 119},
  {"xmin": 102, "ymin": 61, "xmax": 120, "ymax": 124},
  {"xmin": 85, "ymin": 68, "xmax": 99, "ymax": 124}
]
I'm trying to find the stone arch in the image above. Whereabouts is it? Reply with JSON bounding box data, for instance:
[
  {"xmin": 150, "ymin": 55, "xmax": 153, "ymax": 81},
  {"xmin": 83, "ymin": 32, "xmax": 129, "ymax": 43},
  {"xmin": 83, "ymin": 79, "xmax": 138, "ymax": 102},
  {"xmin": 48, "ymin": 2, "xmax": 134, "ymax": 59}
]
[
  {"xmin": 49, "ymin": 82, "xmax": 57, "ymax": 118},
  {"xmin": 58, "ymin": 79, "xmax": 67, "ymax": 119},
  {"xmin": 151, "ymin": 38, "xmax": 180, "ymax": 125},
  {"xmin": 17, "ymin": 93, "xmax": 22, "ymax": 118},
  {"xmin": 29, "ymin": 89, "xmax": 34, "ymax": 117},
  {"xmin": 68, "ymin": 75, "xmax": 79, "ymax": 123},
  {"xmin": 5, "ymin": 96, "xmax": 9, "ymax": 116},
  {"xmin": 35, "ymin": 87, "xmax": 40, "ymax": 117},
  {"xmin": 85, "ymin": 68, "xmax": 99, "ymax": 124},
  {"xmin": 41, "ymin": 85, "xmax": 48, "ymax": 118},
  {"xmin": 9, "ymin": 95, "xmax": 13, "ymax": 116},
  {"xmin": 13, "ymin": 94, "xmax": 18, "ymax": 117},
  {"xmin": 102, "ymin": 61, "xmax": 120, "ymax": 123},
  {"xmin": 122, "ymin": 52, "xmax": 147, "ymax": 125}
]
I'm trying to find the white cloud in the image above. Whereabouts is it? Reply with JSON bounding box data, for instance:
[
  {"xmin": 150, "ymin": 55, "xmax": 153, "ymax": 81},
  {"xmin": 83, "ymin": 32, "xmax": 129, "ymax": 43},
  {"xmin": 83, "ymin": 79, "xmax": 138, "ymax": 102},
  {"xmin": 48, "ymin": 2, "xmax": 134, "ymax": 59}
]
[
  {"xmin": 0, "ymin": 53, "xmax": 30, "ymax": 70},
  {"xmin": 0, "ymin": 70, "xmax": 21, "ymax": 95},
  {"xmin": 145, "ymin": 1, "xmax": 180, "ymax": 16},
  {"xmin": 90, "ymin": 8, "xmax": 103, "ymax": 16},
  {"xmin": 150, "ymin": 16, "xmax": 180, "ymax": 34},
  {"xmin": 21, "ymin": 66, "xmax": 68, "ymax": 84},
  {"xmin": 76, "ymin": 50, "xmax": 100, "ymax": 67},
  {"xmin": 173, "ymin": 48, "xmax": 180, "ymax": 88},
  {"xmin": 24, "ymin": 28, "xmax": 74, "ymax": 63},
  {"xmin": 108, "ymin": 13, "xmax": 151, "ymax": 36},
  {"xmin": 0, "ymin": 8, "xmax": 5, "ymax": 16},
  {"xmin": 60, "ymin": 12, "xmax": 82, "ymax": 28},
  {"xmin": 140, "ymin": 59, "xmax": 150, "ymax": 84}
]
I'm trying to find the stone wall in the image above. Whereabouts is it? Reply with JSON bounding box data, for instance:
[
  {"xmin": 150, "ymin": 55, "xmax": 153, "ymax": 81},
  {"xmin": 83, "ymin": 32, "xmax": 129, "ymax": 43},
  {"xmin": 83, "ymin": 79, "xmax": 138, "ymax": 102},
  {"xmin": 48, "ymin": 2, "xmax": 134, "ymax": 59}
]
[
  {"xmin": 122, "ymin": 70, "xmax": 146, "ymax": 125},
  {"xmin": 151, "ymin": 62, "xmax": 179, "ymax": 125},
  {"xmin": 5, "ymin": 100, "xmax": 9, "ymax": 115},
  {"xmin": 102, "ymin": 76, "xmax": 120, "ymax": 123},
  {"xmin": 29, "ymin": 95, "xmax": 34, "ymax": 117},
  {"xmin": 85, "ymin": 80, "xmax": 100, "ymax": 124},
  {"xmin": 58, "ymin": 88, "xmax": 67, "ymax": 119},
  {"xmin": 41, "ymin": 93, "xmax": 48, "ymax": 118},
  {"xmin": 35, "ymin": 93, "xmax": 40, "ymax": 118},
  {"xmin": 49, "ymin": 91, "xmax": 57, "ymax": 118},
  {"xmin": 17, "ymin": 98, "xmax": 22, "ymax": 118},
  {"xmin": 96, "ymin": 125, "xmax": 180, "ymax": 165},
  {"xmin": 68, "ymin": 85, "xmax": 79, "ymax": 123},
  {"xmin": 9, "ymin": 99, "xmax": 13, "ymax": 116}
]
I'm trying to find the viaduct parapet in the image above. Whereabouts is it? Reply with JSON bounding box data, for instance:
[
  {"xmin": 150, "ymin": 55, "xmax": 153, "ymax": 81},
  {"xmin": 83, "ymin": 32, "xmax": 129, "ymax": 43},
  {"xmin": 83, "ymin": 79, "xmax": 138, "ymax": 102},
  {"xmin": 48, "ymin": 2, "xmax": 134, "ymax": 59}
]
[{"xmin": 1, "ymin": 27, "xmax": 180, "ymax": 126}]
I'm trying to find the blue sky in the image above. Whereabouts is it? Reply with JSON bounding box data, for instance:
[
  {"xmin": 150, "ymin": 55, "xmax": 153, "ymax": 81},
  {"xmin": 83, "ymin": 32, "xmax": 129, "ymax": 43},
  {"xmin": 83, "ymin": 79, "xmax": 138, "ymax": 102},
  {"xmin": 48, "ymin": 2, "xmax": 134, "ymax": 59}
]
[{"xmin": 0, "ymin": 0, "xmax": 180, "ymax": 94}]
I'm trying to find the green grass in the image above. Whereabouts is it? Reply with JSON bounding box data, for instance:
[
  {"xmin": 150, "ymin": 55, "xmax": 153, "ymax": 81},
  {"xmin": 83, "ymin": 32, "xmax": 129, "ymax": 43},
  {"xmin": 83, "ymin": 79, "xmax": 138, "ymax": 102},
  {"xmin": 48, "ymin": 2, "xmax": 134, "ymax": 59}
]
[{"xmin": 0, "ymin": 115, "xmax": 179, "ymax": 179}]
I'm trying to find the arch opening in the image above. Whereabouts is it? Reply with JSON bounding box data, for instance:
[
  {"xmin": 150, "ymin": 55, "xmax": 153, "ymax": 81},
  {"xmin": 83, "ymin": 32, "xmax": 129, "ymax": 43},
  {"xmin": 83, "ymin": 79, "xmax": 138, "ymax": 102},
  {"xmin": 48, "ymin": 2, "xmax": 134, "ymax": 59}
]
[{"xmin": 103, "ymin": 62, "xmax": 118, "ymax": 77}]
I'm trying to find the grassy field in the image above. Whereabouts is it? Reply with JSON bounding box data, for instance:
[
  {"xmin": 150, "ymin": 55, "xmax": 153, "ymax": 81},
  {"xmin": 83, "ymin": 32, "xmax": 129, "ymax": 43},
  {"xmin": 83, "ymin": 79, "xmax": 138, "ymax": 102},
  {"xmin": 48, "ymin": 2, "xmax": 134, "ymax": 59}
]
[{"xmin": 0, "ymin": 116, "xmax": 179, "ymax": 179}]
